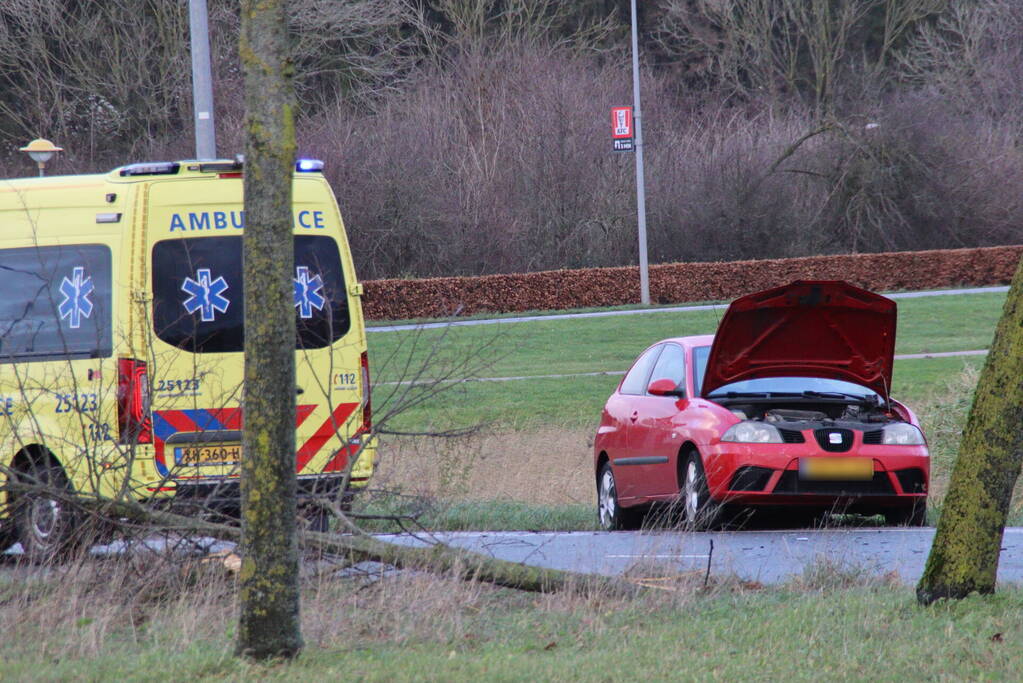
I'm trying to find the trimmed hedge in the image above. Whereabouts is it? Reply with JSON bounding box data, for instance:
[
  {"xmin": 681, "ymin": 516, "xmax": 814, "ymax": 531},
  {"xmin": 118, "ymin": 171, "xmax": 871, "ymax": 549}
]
[{"xmin": 361, "ymin": 245, "xmax": 1023, "ymax": 320}]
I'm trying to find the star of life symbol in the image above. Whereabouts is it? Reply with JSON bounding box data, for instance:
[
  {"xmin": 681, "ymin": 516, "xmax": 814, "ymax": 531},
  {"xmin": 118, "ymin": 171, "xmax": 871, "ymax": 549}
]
[
  {"xmin": 58, "ymin": 266, "xmax": 94, "ymax": 329},
  {"xmin": 294, "ymin": 266, "xmax": 326, "ymax": 319},
  {"xmin": 182, "ymin": 268, "xmax": 230, "ymax": 322}
]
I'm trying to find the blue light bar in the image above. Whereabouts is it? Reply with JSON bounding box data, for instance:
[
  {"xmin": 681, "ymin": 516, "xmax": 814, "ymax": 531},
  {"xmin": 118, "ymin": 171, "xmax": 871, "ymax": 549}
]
[{"xmin": 295, "ymin": 159, "xmax": 324, "ymax": 172}]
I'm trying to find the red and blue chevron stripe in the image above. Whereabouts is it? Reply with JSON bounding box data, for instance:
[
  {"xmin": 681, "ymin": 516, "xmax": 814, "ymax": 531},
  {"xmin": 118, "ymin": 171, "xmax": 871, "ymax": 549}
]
[{"xmin": 153, "ymin": 402, "xmax": 358, "ymax": 477}]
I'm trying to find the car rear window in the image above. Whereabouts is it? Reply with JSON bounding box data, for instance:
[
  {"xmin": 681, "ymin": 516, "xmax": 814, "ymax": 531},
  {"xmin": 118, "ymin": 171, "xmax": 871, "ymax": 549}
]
[
  {"xmin": 0, "ymin": 244, "xmax": 112, "ymax": 363},
  {"xmin": 693, "ymin": 345, "xmax": 711, "ymax": 395},
  {"xmin": 620, "ymin": 345, "xmax": 663, "ymax": 395},
  {"xmin": 648, "ymin": 343, "xmax": 685, "ymax": 390},
  {"xmin": 151, "ymin": 235, "xmax": 350, "ymax": 353}
]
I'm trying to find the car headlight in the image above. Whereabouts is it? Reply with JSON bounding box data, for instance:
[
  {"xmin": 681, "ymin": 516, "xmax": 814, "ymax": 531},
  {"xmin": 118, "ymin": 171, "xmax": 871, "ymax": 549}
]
[
  {"xmin": 721, "ymin": 421, "xmax": 783, "ymax": 444},
  {"xmin": 882, "ymin": 423, "xmax": 926, "ymax": 446}
]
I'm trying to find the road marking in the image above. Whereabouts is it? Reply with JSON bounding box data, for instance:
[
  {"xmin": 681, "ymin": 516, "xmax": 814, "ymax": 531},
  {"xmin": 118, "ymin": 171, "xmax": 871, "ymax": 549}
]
[
  {"xmin": 606, "ymin": 554, "xmax": 710, "ymax": 559},
  {"xmin": 367, "ymin": 286, "xmax": 1009, "ymax": 333},
  {"xmin": 895, "ymin": 349, "xmax": 988, "ymax": 360},
  {"xmin": 377, "ymin": 350, "xmax": 989, "ymax": 387}
]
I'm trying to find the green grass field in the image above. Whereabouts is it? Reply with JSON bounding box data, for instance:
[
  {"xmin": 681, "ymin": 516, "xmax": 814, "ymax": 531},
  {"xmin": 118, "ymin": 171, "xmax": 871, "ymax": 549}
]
[
  {"xmin": 369, "ymin": 290, "xmax": 1004, "ymax": 431},
  {"xmin": 362, "ymin": 288, "xmax": 1014, "ymax": 530},
  {"xmin": 9, "ymin": 568, "xmax": 1023, "ymax": 681}
]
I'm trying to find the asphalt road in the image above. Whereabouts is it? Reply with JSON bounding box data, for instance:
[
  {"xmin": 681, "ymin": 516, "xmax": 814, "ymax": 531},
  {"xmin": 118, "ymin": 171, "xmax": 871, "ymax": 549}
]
[
  {"xmin": 380, "ymin": 527, "xmax": 1023, "ymax": 586},
  {"xmin": 7, "ymin": 526, "xmax": 1021, "ymax": 587}
]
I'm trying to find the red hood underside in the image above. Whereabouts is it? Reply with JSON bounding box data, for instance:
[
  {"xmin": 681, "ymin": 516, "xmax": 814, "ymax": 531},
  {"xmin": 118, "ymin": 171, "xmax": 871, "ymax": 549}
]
[{"xmin": 701, "ymin": 281, "xmax": 897, "ymax": 400}]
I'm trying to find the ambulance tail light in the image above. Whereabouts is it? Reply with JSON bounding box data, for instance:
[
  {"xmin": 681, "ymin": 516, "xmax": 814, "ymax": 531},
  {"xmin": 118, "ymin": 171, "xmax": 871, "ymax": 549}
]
[
  {"xmin": 118, "ymin": 358, "xmax": 152, "ymax": 444},
  {"xmin": 361, "ymin": 351, "xmax": 371, "ymax": 433}
]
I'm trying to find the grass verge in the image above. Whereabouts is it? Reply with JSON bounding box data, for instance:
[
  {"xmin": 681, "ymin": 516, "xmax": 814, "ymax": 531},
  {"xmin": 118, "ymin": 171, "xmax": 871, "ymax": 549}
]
[{"xmin": 5, "ymin": 555, "xmax": 1023, "ymax": 681}]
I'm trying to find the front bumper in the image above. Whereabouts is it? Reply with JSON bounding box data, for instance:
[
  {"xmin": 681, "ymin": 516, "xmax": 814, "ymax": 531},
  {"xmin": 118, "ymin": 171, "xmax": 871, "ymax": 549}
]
[{"xmin": 702, "ymin": 441, "xmax": 929, "ymax": 508}]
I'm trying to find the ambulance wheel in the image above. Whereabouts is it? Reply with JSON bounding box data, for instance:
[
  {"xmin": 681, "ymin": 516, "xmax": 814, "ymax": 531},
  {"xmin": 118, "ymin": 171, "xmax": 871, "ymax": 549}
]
[
  {"xmin": 302, "ymin": 506, "xmax": 331, "ymax": 533},
  {"xmin": 14, "ymin": 458, "xmax": 83, "ymax": 563}
]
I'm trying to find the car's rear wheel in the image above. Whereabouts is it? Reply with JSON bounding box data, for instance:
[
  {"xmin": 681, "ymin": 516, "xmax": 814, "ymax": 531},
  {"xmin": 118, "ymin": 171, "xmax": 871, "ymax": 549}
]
[
  {"xmin": 885, "ymin": 500, "xmax": 927, "ymax": 527},
  {"xmin": 14, "ymin": 458, "xmax": 83, "ymax": 563},
  {"xmin": 683, "ymin": 452, "xmax": 722, "ymax": 530},
  {"xmin": 597, "ymin": 462, "xmax": 644, "ymax": 531}
]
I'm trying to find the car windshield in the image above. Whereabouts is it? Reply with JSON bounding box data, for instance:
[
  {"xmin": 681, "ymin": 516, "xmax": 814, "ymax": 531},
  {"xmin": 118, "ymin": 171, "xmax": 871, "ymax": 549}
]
[{"xmin": 693, "ymin": 344, "xmax": 880, "ymax": 402}]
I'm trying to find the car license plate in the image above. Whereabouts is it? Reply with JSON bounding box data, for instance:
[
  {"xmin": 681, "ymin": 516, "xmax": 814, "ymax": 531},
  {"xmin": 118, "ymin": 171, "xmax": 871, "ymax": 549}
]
[
  {"xmin": 799, "ymin": 457, "xmax": 873, "ymax": 481},
  {"xmin": 174, "ymin": 443, "xmax": 241, "ymax": 465}
]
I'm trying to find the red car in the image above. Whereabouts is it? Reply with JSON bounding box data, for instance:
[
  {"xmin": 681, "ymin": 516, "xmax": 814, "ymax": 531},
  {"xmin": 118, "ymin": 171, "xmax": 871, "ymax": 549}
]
[{"xmin": 594, "ymin": 281, "xmax": 929, "ymax": 530}]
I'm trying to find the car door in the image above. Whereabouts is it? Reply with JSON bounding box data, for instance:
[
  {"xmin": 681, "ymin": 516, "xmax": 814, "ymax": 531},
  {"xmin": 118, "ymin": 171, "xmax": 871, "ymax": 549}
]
[
  {"xmin": 606, "ymin": 344, "xmax": 663, "ymax": 500},
  {"xmin": 625, "ymin": 343, "xmax": 688, "ymax": 497}
]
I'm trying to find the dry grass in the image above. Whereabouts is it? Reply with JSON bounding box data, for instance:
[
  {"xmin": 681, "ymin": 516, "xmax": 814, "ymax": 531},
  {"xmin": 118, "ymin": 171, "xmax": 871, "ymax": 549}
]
[
  {"xmin": 0, "ymin": 551, "xmax": 734, "ymax": 666},
  {"xmin": 0, "ymin": 553, "xmax": 237, "ymax": 662},
  {"xmin": 373, "ymin": 424, "xmax": 596, "ymax": 506}
]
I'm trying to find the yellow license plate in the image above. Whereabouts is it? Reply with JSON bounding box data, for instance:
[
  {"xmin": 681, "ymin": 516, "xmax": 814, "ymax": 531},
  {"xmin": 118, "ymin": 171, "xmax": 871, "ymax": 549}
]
[
  {"xmin": 799, "ymin": 457, "xmax": 873, "ymax": 481},
  {"xmin": 174, "ymin": 443, "xmax": 242, "ymax": 465}
]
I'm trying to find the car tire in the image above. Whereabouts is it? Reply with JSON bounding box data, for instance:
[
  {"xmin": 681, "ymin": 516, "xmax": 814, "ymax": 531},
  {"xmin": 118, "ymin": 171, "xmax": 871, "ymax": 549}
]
[
  {"xmin": 683, "ymin": 452, "xmax": 722, "ymax": 530},
  {"xmin": 885, "ymin": 500, "xmax": 927, "ymax": 527},
  {"xmin": 14, "ymin": 458, "xmax": 83, "ymax": 563},
  {"xmin": 597, "ymin": 462, "xmax": 644, "ymax": 531}
]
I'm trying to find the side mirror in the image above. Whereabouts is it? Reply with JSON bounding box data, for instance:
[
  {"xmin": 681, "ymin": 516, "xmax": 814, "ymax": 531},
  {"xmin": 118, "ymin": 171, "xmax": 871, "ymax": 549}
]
[{"xmin": 647, "ymin": 378, "xmax": 685, "ymax": 397}]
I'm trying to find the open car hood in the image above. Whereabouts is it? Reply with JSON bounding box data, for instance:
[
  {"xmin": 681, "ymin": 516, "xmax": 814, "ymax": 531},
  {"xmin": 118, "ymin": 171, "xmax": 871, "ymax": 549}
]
[{"xmin": 700, "ymin": 281, "xmax": 897, "ymax": 400}]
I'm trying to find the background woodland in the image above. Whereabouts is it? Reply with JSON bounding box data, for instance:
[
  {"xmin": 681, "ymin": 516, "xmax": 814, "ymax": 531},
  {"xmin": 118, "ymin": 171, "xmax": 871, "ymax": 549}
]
[{"xmin": 2, "ymin": 0, "xmax": 1021, "ymax": 278}]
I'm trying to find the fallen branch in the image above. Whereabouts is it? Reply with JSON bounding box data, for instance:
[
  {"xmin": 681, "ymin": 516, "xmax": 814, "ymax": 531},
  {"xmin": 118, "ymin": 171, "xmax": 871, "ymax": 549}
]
[{"xmin": 50, "ymin": 491, "xmax": 644, "ymax": 597}]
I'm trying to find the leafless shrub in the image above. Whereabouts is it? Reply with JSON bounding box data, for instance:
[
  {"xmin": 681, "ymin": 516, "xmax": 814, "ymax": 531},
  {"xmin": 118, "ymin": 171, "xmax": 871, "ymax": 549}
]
[
  {"xmin": 316, "ymin": 43, "xmax": 636, "ymax": 279},
  {"xmin": 651, "ymin": 0, "xmax": 946, "ymax": 111}
]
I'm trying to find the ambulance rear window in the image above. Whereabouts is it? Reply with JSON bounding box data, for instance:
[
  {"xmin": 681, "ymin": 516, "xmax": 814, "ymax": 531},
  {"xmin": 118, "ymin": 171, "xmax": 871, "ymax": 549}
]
[
  {"xmin": 0, "ymin": 244, "xmax": 113, "ymax": 363},
  {"xmin": 151, "ymin": 235, "xmax": 350, "ymax": 353}
]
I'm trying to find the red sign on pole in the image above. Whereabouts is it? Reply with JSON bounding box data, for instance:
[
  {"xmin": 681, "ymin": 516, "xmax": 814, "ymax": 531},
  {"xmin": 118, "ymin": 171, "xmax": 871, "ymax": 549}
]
[
  {"xmin": 612, "ymin": 106, "xmax": 633, "ymax": 138},
  {"xmin": 611, "ymin": 106, "xmax": 634, "ymax": 151}
]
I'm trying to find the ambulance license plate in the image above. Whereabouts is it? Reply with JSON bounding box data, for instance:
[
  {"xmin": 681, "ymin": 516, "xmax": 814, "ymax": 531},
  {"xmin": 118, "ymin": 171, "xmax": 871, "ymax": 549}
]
[
  {"xmin": 174, "ymin": 443, "xmax": 242, "ymax": 465},
  {"xmin": 799, "ymin": 457, "xmax": 873, "ymax": 481}
]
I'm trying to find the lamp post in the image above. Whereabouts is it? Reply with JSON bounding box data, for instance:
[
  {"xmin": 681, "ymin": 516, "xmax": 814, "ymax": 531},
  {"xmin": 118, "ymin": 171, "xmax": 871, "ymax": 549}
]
[
  {"xmin": 189, "ymin": 0, "xmax": 217, "ymax": 159},
  {"xmin": 630, "ymin": 0, "xmax": 650, "ymax": 305},
  {"xmin": 19, "ymin": 138, "xmax": 63, "ymax": 177}
]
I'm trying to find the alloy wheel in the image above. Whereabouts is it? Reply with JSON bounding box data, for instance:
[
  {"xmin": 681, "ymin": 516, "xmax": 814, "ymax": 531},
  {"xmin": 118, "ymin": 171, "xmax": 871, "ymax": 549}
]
[
  {"xmin": 598, "ymin": 468, "xmax": 617, "ymax": 530},
  {"xmin": 685, "ymin": 459, "xmax": 701, "ymax": 521}
]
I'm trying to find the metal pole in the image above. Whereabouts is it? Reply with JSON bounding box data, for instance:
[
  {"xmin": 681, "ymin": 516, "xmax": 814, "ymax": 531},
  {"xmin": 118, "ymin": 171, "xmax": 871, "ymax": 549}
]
[
  {"xmin": 189, "ymin": 0, "xmax": 217, "ymax": 160},
  {"xmin": 630, "ymin": 0, "xmax": 650, "ymax": 305}
]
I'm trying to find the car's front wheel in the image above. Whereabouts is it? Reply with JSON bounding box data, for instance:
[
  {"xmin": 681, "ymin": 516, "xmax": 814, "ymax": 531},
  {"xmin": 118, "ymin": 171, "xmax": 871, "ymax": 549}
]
[
  {"xmin": 683, "ymin": 452, "xmax": 722, "ymax": 530},
  {"xmin": 597, "ymin": 462, "xmax": 644, "ymax": 531}
]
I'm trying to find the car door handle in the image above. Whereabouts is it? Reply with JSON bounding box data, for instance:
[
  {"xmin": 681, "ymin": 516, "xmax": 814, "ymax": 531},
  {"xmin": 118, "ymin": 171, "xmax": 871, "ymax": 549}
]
[{"xmin": 630, "ymin": 411, "xmax": 639, "ymax": 423}]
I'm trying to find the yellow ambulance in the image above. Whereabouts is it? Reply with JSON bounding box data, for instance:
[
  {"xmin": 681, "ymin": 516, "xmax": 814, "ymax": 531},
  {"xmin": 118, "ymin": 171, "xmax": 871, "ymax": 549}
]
[{"xmin": 0, "ymin": 158, "xmax": 375, "ymax": 560}]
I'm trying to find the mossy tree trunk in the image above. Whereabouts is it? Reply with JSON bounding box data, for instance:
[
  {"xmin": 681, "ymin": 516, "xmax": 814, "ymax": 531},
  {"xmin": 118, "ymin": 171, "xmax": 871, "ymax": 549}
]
[
  {"xmin": 236, "ymin": 0, "xmax": 302, "ymax": 659},
  {"xmin": 917, "ymin": 257, "xmax": 1023, "ymax": 604}
]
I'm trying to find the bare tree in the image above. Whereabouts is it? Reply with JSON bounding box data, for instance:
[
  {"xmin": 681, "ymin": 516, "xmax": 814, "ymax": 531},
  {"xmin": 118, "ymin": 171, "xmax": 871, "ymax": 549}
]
[
  {"xmin": 653, "ymin": 0, "xmax": 945, "ymax": 111},
  {"xmin": 916, "ymin": 256, "xmax": 1023, "ymax": 603},
  {"xmin": 235, "ymin": 0, "xmax": 302, "ymax": 660}
]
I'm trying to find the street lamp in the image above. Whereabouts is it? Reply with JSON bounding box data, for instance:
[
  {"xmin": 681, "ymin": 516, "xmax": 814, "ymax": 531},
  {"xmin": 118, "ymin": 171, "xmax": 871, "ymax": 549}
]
[
  {"xmin": 19, "ymin": 138, "xmax": 63, "ymax": 177},
  {"xmin": 629, "ymin": 0, "xmax": 650, "ymax": 305}
]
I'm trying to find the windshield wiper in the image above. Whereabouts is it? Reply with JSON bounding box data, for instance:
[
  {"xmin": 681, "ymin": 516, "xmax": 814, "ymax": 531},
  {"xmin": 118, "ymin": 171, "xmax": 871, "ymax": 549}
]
[
  {"xmin": 707, "ymin": 391, "xmax": 805, "ymax": 400},
  {"xmin": 802, "ymin": 390, "xmax": 875, "ymax": 403}
]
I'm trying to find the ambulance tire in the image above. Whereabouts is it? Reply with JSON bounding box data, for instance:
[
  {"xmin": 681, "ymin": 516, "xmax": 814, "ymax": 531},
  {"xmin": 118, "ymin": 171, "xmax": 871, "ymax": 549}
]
[
  {"xmin": 14, "ymin": 457, "xmax": 84, "ymax": 563},
  {"xmin": 0, "ymin": 525, "xmax": 16, "ymax": 554},
  {"xmin": 302, "ymin": 506, "xmax": 331, "ymax": 534}
]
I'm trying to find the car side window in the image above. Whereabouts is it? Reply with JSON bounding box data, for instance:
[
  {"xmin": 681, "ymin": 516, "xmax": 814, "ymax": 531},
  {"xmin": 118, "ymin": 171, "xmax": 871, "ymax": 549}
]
[
  {"xmin": 620, "ymin": 345, "xmax": 663, "ymax": 395},
  {"xmin": 648, "ymin": 343, "xmax": 686, "ymax": 393}
]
